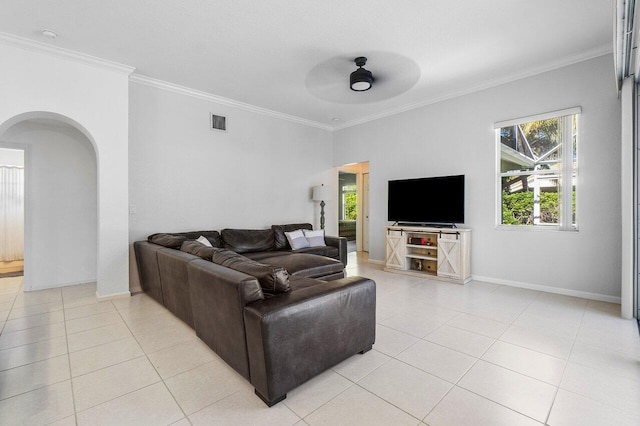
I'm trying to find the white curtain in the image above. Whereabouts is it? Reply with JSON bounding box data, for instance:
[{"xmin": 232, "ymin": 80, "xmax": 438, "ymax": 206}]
[{"xmin": 0, "ymin": 166, "xmax": 24, "ymax": 261}]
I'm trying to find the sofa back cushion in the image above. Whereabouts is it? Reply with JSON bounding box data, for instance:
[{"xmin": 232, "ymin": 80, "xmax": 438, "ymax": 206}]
[
  {"xmin": 149, "ymin": 230, "xmax": 222, "ymax": 249},
  {"xmin": 177, "ymin": 231, "xmax": 222, "ymax": 248},
  {"xmin": 148, "ymin": 233, "xmax": 187, "ymax": 249},
  {"xmin": 221, "ymin": 229, "xmax": 275, "ymax": 253},
  {"xmin": 180, "ymin": 240, "xmax": 215, "ymax": 260},
  {"xmin": 210, "ymin": 248, "xmax": 290, "ymax": 294},
  {"xmin": 271, "ymin": 223, "xmax": 313, "ymax": 250}
]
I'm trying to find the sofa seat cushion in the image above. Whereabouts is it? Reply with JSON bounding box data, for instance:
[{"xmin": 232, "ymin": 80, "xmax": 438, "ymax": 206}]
[
  {"xmin": 293, "ymin": 246, "xmax": 340, "ymax": 260},
  {"xmin": 243, "ymin": 251, "xmax": 292, "ymax": 261},
  {"xmin": 288, "ymin": 276, "xmax": 325, "ymax": 291},
  {"xmin": 259, "ymin": 253, "xmax": 343, "ymax": 279},
  {"xmin": 222, "ymin": 229, "xmax": 275, "ymax": 253}
]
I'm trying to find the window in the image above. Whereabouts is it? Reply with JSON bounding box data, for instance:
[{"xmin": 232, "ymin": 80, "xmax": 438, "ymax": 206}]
[
  {"xmin": 341, "ymin": 184, "xmax": 357, "ymax": 220},
  {"xmin": 496, "ymin": 107, "xmax": 580, "ymax": 230},
  {"xmin": 338, "ymin": 172, "xmax": 357, "ymax": 221}
]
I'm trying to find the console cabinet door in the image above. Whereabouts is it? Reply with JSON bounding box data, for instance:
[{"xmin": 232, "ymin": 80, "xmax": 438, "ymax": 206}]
[
  {"xmin": 437, "ymin": 235, "xmax": 461, "ymax": 279},
  {"xmin": 385, "ymin": 230, "xmax": 406, "ymax": 270}
]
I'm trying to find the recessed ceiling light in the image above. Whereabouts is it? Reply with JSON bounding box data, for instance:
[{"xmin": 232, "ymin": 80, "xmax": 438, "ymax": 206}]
[
  {"xmin": 41, "ymin": 29, "xmax": 57, "ymax": 40},
  {"xmin": 332, "ymin": 118, "xmax": 341, "ymax": 121}
]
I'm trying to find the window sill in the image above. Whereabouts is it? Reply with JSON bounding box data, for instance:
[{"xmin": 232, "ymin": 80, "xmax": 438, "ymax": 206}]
[{"xmin": 495, "ymin": 224, "xmax": 578, "ymax": 233}]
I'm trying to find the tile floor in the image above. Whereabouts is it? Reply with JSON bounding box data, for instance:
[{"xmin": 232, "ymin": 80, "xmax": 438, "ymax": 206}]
[{"xmin": 0, "ymin": 253, "xmax": 639, "ymax": 425}]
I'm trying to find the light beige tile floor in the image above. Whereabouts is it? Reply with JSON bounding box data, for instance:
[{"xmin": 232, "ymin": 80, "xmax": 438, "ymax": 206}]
[{"xmin": 0, "ymin": 253, "xmax": 638, "ymax": 425}]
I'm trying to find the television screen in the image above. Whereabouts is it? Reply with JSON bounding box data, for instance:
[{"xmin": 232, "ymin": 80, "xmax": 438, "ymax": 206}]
[{"xmin": 388, "ymin": 175, "xmax": 465, "ymax": 224}]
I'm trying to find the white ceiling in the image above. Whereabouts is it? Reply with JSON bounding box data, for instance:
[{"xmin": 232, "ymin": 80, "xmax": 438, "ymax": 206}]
[{"xmin": 0, "ymin": 0, "xmax": 613, "ymax": 129}]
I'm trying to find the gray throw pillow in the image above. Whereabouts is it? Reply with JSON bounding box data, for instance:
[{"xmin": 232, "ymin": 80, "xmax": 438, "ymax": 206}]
[
  {"xmin": 303, "ymin": 229, "xmax": 326, "ymax": 247},
  {"xmin": 285, "ymin": 229, "xmax": 310, "ymax": 250},
  {"xmin": 196, "ymin": 235, "xmax": 213, "ymax": 247},
  {"xmin": 271, "ymin": 223, "xmax": 313, "ymax": 249}
]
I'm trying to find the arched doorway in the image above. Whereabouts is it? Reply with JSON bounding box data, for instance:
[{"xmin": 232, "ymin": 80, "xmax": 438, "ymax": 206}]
[{"xmin": 0, "ymin": 112, "xmax": 98, "ymax": 292}]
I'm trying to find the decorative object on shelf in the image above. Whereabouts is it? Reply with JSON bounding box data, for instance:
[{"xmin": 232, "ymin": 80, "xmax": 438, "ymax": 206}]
[
  {"xmin": 312, "ymin": 184, "xmax": 332, "ymax": 230},
  {"xmin": 411, "ymin": 259, "xmax": 423, "ymax": 271},
  {"xmin": 350, "ymin": 57, "xmax": 374, "ymax": 91}
]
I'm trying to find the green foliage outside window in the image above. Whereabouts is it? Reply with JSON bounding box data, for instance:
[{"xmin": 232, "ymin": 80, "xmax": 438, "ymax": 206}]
[
  {"xmin": 344, "ymin": 192, "xmax": 357, "ymax": 220},
  {"xmin": 502, "ymin": 190, "xmax": 575, "ymax": 225}
]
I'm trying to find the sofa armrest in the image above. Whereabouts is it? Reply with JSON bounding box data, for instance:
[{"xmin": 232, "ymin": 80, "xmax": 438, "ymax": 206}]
[
  {"xmin": 186, "ymin": 259, "xmax": 265, "ymax": 380},
  {"xmin": 243, "ymin": 276, "xmax": 375, "ymax": 405},
  {"xmin": 324, "ymin": 235, "xmax": 348, "ymax": 266}
]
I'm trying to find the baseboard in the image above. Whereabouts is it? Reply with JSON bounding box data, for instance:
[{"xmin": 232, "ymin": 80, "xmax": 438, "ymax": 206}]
[
  {"xmin": 96, "ymin": 290, "xmax": 131, "ymax": 301},
  {"xmin": 471, "ymin": 275, "xmax": 621, "ymax": 304},
  {"xmin": 23, "ymin": 279, "xmax": 96, "ymax": 292},
  {"xmin": 368, "ymin": 259, "xmax": 385, "ymax": 265}
]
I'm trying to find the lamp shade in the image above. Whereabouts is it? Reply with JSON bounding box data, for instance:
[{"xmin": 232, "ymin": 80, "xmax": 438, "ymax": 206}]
[
  {"xmin": 312, "ymin": 185, "xmax": 331, "ymax": 201},
  {"xmin": 350, "ymin": 67, "xmax": 373, "ymax": 91}
]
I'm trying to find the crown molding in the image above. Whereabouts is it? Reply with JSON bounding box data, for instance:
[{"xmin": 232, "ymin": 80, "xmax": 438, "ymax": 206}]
[
  {"xmin": 0, "ymin": 32, "xmax": 135, "ymax": 74},
  {"xmin": 129, "ymin": 74, "xmax": 333, "ymax": 131},
  {"xmin": 0, "ymin": 29, "xmax": 612, "ymax": 133},
  {"xmin": 333, "ymin": 45, "xmax": 614, "ymax": 131}
]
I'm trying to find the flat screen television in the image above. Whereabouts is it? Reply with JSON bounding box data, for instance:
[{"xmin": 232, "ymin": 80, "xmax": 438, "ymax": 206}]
[{"xmin": 388, "ymin": 175, "xmax": 465, "ymax": 225}]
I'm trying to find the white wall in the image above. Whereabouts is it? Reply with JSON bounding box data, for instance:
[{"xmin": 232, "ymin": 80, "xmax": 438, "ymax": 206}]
[
  {"xmin": 0, "ymin": 41, "xmax": 131, "ymax": 298},
  {"xmin": 333, "ymin": 55, "xmax": 622, "ymax": 300},
  {"xmin": 128, "ymin": 82, "xmax": 334, "ymax": 291},
  {"xmin": 1, "ymin": 120, "xmax": 97, "ymax": 289}
]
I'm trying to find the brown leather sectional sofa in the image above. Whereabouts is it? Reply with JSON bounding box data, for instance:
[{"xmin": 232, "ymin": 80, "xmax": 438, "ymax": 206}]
[{"xmin": 134, "ymin": 223, "xmax": 376, "ymax": 406}]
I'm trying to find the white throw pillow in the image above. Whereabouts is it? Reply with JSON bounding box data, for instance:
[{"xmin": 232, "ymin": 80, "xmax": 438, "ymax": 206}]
[
  {"xmin": 285, "ymin": 229, "xmax": 310, "ymax": 250},
  {"xmin": 196, "ymin": 235, "xmax": 213, "ymax": 247},
  {"xmin": 303, "ymin": 229, "xmax": 326, "ymax": 247}
]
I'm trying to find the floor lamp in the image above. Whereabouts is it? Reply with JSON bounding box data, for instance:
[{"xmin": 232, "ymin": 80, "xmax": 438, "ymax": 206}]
[{"xmin": 312, "ymin": 184, "xmax": 331, "ymax": 230}]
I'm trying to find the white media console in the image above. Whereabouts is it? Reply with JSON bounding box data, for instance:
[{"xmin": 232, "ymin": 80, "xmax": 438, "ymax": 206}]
[{"xmin": 384, "ymin": 225, "xmax": 471, "ymax": 284}]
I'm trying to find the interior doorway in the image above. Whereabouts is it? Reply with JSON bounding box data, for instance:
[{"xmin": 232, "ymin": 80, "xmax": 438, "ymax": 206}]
[
  {"xmin": 0, "ymin": 147, "xmax": 25, "ymax": 277},
  {"xmin": 338, "ymin": 171, "xmax": 357, "ymax": 252},
  {"xmin": 0, "ymin": 118, "xmax": 97, "ymax": 292},
  {"xmin": 337, "ymin": 162, "xmax": 370, "ymax": 253}
]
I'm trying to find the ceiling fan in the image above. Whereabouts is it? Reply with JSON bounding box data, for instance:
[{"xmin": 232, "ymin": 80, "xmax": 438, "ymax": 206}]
[{"xmin": 305, "ymin": 52, "xmax": 421, "ymax": 104}]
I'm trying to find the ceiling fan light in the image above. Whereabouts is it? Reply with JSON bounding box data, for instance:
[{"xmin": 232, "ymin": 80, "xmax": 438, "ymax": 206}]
[{"xmin": 350, "ymin": 67, "xmax": 373, "ymax": 91}]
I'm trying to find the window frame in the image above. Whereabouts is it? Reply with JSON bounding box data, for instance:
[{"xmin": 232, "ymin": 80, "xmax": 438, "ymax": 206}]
[{"xmin": 494, "ymin": 107, "xmax": 581, "ymax": 232}]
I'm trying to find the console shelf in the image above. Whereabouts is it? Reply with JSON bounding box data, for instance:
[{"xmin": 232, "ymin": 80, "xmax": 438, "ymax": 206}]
[
  {"xmin": 384, "ymin": 225, "xmax": 471, "ymax": 284},
  {"xmin": 406, "ymin": 254, "xmax": 437, "ymax": 260}
]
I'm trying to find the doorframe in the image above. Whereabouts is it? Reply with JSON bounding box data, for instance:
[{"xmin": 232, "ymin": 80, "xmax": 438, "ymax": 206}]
[
  {"xmin": 634, "ymin": 81, "xmax": 639, "ymax": 320},
  {"xmin": 362, "ymin": 172, "xmax": 370, "ymax": 252},
  {"xmin": 337, "ymin": 161, "xmax": 370, "ymax": 253}
]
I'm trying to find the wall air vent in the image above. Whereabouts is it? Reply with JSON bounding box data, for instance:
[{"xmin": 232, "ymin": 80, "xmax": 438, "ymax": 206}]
[{"xmin": 210, "ymin": 113, "xmax": 227, "ymax": 132}]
